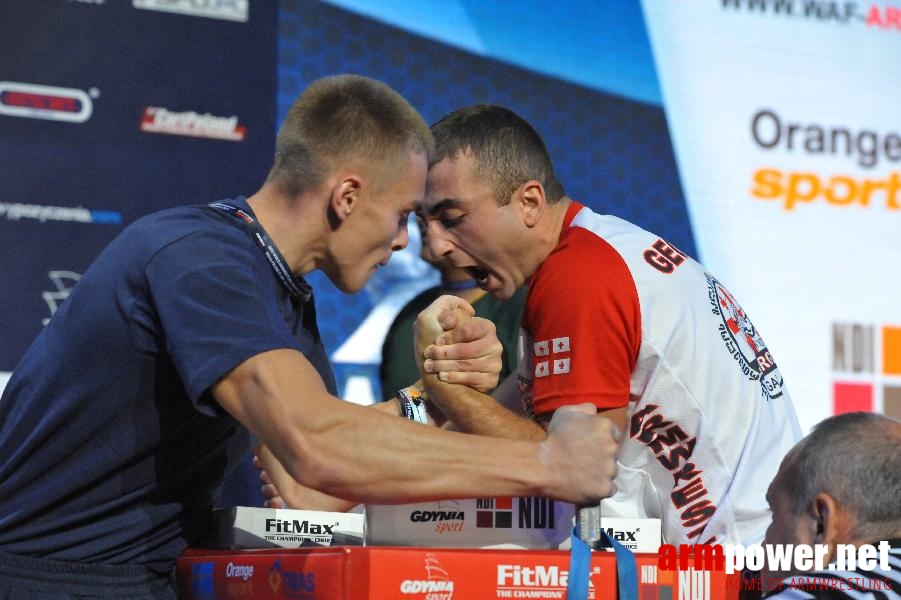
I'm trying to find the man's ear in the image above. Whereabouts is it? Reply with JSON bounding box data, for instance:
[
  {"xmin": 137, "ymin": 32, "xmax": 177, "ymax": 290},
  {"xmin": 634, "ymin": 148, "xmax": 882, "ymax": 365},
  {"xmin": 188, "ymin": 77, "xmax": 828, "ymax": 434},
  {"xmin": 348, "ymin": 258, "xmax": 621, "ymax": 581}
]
[
  {"xmin": 811, "ymin": 493, "xmax": 856, "ymax": 562},
  {"xmin": 518, "ymin": 180, "xmax": 546, "ymax": 227},
  {"xmin": 811, "ymin": 494, "xmax": 832, "ymax": 545},
  {"xmin": 329, "ymin": 175, "xmax": 362, "ymax": 224}
]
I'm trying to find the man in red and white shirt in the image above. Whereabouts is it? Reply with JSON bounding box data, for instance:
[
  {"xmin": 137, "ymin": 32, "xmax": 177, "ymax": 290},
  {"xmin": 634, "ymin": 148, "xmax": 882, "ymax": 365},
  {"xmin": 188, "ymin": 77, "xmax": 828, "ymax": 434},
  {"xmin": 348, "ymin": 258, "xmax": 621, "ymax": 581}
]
[{"xmin": 418, "ymin": 104, "xmax": 802, "ymax": 546}]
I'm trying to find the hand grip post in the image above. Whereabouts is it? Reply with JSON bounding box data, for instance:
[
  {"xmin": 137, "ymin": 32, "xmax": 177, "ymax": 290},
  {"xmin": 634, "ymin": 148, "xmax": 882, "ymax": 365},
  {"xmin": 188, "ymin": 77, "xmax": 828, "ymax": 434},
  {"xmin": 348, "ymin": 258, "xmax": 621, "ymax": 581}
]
[{"xmin": 575, "ymin": 502, "xmax": 603, "ymax": 550}]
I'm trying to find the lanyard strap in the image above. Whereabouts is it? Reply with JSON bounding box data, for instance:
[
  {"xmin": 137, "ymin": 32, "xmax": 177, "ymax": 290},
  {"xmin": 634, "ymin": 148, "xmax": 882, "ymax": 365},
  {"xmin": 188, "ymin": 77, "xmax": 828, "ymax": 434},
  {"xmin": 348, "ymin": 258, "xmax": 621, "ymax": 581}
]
[
  {"xmin": 209, "ymin": 201, "xmax": 312, "ymax": 301},
  {"xmin": 566, "ymin": 527, "xmax": 638, "ymax": 600}
]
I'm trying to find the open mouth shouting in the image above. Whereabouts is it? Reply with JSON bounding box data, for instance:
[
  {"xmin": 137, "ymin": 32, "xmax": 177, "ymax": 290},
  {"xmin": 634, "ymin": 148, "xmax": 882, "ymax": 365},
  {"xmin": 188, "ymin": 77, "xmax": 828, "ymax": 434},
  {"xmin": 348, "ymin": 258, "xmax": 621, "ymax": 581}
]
[{"xmin": 464, "ymin": 265, "xmax": 490, "ymax": 287}]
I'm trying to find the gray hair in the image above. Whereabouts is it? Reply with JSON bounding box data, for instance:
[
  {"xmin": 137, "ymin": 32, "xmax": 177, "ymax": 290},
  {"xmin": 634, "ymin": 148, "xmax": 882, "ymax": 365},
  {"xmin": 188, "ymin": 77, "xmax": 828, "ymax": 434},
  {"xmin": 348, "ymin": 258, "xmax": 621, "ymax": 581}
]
[{"xmin": 782, "ymin": 411, "xmax": 901, "ymax": 538}]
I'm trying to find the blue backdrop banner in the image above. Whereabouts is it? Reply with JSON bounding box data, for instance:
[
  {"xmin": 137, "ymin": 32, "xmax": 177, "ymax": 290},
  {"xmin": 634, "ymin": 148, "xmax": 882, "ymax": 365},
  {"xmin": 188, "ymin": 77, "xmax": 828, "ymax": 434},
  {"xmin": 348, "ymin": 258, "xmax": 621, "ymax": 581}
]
[{"xmin": 0, "ymin": 0, "xmax": 278, "ymax": 372}]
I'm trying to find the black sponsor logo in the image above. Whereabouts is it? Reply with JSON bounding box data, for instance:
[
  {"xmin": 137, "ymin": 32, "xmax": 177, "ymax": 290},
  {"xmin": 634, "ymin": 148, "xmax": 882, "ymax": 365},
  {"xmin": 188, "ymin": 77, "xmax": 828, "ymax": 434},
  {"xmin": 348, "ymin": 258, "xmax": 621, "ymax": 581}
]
[
  {"xmin": 409, "ymin": 510, "xmax": 464, "ymax": 522},
  {"xmin": 264, "ymin": 518, "xmax": 335, "ymax": 535}
]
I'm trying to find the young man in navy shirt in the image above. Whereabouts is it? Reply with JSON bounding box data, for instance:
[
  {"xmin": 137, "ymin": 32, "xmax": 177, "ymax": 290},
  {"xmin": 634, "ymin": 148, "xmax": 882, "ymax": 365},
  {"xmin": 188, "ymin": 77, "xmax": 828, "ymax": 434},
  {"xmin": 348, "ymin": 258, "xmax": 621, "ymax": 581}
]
[{"xmin": 0, "ymin": 75, "xmax": 619, "ymax": 599}]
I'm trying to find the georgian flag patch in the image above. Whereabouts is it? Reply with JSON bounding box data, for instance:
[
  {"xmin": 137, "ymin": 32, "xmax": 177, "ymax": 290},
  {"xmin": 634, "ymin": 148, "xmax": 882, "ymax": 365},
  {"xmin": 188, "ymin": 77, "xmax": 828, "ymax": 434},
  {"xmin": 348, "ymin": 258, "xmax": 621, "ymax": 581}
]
[{"xmin": 534, "ymin": 337, "xmax": 571, "ymax": 377}]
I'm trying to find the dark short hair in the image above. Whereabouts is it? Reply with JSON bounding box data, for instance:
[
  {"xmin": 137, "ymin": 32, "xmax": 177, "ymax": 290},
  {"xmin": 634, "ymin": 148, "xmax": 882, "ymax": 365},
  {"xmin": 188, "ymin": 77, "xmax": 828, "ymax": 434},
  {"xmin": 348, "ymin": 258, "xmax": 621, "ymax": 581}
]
[
  {"xmin": 266, "ymin": 74, "xmax": 434, "ymax": 197},
  {"xmin": 430, "ymin": 105, "xmax": 565, "ymax": 205}
]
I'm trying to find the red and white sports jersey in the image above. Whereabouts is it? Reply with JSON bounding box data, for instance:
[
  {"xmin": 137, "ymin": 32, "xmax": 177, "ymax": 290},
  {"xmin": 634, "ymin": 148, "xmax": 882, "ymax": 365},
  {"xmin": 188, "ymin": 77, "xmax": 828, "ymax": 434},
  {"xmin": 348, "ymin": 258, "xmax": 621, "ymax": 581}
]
[{"xmin": 518, "ymin": 201, "xmax": 802, "ymax": 546}]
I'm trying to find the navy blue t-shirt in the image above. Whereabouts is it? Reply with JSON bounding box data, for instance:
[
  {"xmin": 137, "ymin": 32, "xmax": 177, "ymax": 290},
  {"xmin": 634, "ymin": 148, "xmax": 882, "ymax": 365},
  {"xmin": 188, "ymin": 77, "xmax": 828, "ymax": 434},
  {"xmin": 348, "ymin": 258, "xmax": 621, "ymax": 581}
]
[{"xmin": 0, "ymin": 197, "xmax": 336, "ymax": 573}]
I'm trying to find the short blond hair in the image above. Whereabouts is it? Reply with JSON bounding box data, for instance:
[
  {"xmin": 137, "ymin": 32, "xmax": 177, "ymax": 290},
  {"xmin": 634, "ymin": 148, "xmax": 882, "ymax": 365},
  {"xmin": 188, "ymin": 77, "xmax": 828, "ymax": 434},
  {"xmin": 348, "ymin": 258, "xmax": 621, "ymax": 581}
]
[{"xmin": 266, "ymin": 74, "xmax": 434, "ymax": 197}]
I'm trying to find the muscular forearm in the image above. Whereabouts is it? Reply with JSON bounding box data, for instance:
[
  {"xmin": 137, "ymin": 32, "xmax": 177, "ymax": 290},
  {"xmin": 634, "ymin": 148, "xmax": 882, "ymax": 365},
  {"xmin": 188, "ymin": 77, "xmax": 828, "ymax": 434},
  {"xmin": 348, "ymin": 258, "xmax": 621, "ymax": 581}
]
[
  {"xmin": 258, "ymin": 398, "xmax": 438, "ymax": 512},
  {"xmin": 217, "ymin": 350, "xmax": 579, "ymax": 504},
  {"xmin": 422, "ymin": 377, "xmax": 545, "ymax": 441},
  {"xmin": 275, "ymin": 404, "xmax": 579, "ymax": 504},
  {"xmin": 220, "ymin": 323, "xmax": 618, "ymax": 506}
]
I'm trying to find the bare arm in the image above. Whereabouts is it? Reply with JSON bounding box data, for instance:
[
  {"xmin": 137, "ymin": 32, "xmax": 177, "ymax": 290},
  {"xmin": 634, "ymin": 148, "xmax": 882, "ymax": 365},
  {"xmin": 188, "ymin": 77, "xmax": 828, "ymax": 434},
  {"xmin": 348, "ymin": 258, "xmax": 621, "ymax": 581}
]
[
  {"xmin": 255, "ymin": 399, "xmax": 409, "ymax": 512},
  {"xmin": 214, "ymin": 348, "xmax": 618, "ymax": 507},
  {"xmin": 425, "ymin": 374, "xmax": 545, "ymax": 440},
  {"xmin": 251, "ymin": 302, "xmax": 498, "ymax": 509}
]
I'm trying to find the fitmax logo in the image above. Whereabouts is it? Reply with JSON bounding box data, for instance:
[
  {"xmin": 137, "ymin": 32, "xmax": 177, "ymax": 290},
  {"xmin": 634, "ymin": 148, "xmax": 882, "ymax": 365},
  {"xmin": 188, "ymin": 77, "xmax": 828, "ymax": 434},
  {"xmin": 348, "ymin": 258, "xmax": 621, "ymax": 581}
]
[
  {"xmin": 605, "ymin": 527, "xmax": 638, "ymax": 542},
  {"xmin": 264, "ymin": 519, "xmax": 335, "ymax": 535}
]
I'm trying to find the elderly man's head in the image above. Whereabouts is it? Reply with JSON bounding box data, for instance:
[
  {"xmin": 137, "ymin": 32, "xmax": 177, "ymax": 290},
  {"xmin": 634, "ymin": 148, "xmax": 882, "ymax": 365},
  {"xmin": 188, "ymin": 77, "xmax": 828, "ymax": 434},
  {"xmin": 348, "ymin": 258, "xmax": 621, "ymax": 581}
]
[{"xmin": 761, "ymin": 411, "xmax": 901, "ymax": 587}]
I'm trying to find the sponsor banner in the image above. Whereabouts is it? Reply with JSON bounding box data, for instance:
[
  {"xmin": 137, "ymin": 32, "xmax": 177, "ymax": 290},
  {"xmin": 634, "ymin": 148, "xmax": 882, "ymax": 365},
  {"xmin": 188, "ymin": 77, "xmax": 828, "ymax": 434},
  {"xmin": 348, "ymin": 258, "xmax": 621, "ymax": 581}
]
[
  {"xmin": 367, "ymin": 501, "xmax": 662, "ymax": 553},
  {"xmin": 0, "ymin": 0, "xmax": 277, "ymax": 376},
  {"xmin": 365, "ymin": 497, "xmax": 575, "ymax": 549},
  {"xmin": 641, "ymin": 1, "xmax": 901, "ymax": 432},
  {"xmin": 177, "ymin": 548, "xmax": 345, "ymax": 600},
  {"xmin": 204, "ymin": 506, "xmax": 364, "ymax": 549},
  {"xmin": 176, "ymin": 546, "xmax": 740, "ymax": 600},
  {"xmin": 132, "ymin": 0, "xmax": 249, "ymax": 22}
]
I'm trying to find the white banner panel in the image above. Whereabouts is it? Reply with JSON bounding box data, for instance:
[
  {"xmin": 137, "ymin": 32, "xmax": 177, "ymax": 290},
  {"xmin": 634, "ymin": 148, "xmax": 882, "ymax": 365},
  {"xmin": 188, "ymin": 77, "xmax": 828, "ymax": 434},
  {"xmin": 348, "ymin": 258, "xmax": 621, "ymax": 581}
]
[{"xmin": 642, "ymin": 0, "xmax": 901, "ymax": 431}]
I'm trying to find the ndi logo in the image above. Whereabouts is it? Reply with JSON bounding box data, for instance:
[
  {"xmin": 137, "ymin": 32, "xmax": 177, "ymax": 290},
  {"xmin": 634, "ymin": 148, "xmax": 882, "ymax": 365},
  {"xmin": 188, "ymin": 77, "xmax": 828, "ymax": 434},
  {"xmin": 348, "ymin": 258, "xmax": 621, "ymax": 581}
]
[
  {"xmin": 475, "ymin": 497, "xmax": 556, "ymax": 530},
  {"xmin": 476, "ymin": 497, "xmax": 512, "ymax": 529},
  {"xmin": 831, "ymin": 322, "xmax": 901, "ymax": 418}
]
